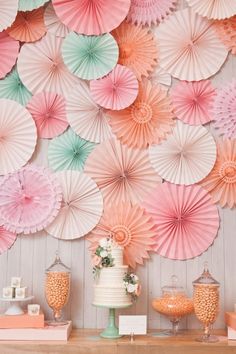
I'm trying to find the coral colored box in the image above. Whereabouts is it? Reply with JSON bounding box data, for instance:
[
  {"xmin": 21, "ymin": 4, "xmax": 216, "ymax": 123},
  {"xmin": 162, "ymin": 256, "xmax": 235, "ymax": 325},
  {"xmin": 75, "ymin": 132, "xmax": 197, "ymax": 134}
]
[
  {"xmin": 225, "ymin": 312, "xmax": 236, "ymax": 331},
  {"xmin": 0, "ymin": 311, "xmax": 44, "ymax": 329}
]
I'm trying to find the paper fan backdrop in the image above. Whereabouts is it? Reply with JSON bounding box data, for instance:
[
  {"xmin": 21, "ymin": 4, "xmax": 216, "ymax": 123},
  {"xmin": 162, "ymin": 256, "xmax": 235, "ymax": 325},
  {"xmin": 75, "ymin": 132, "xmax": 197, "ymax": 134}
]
[
  {"xmin": 0, "ymin": 0, "xmax": 18, "ymax": 31},
  {"xmin": 87, "ymin": 203, "xmax": 157, "ymax": 269},
  {"xmin": 27, "ymin": 92, "xmax": 68, "ymax": 139},
  {"xmin": 150, "ymin": 65, "xmax": 172, "ymax": 88},
  {"xmin": 200, "ymin": 139, "xmax": 236, "ymax": 208},
  {"xmin": 66, "ymin": 81, "xmax": 113, "ymax": 143},
  {"xmin": 0, "ymin": 67, "xmax": 32, "ymax": 106},
  {"xmin": 0, "ymin": 99, "xmax": 37, "ymax": 175},
  {"xmin": 0, "ymin": 165, "xmax": 62, "ymax": 234},
  {"xmin": 52, "ymin": 0, "xmax": 130, "ymax": 35},
  {"xmin": 170, "ymin": 80, "xmax": 216, "ymax": 125},
  {"xmin": 214, "ymin": 16, "xmax": 236, "ymax": 55},
  {"xmin": 112, "ymin": 22, "xmax": 158, "ymax": 81},
  {"xmin": 127, "ymin": 0, "xmax": 177, "ymax": 26},
  {"xmin": 18, "ymin": 0, "xmax": 49, "ymax": 11},
  {"xmin": 108, "ymin": 80, "xmax": 175, "ymax": 149},
  {"xmin": 143, "ymin": 183, "xmax": 219, "ymax": 260},
  {"xmin": 0, "ymin": 32, "xmax": 19, "ymax": 79},
  {"xmin": 62, "ymin": 32, "xmax": 118, "ymax": 81},
  {"xmin": 45, "ymin": 171, "xmax": 103, "ymax": 240},
  {"xmin": 48, "ymin": 129, "xmax": 95, "ymax": 172},
  {"xmin": 149, "ymin": 120, "xmax": 216, "ymax": 185},
  {"xmin": 84, "ymin": 138, "xmax": 161, "ymax": 205},
  {"xmin": 212, "ymin": 80, "xmax": 236, "ymax": 139},
  {"xmin": 186, "ymin": 0, "xmax": 236, "ymax": 20},
  {"xmin": 90, "ymin": 65, "xmax": 139, "ymax": 110},
  {"xmin": 44, "ymin": 3, "xmax": 70, "ymax": 38},
  {"xmin": 155, "ymin": 8, "xmax": 228, "ymax": 81},
  {"xmin": 6, "ymin": 8, "xmax": 46, "ymax": 43},
  {"xmin": 17, "ymin": 33, "xmax": 79, "ymax": 96},
  {"xmin": 0, "ymin": 226, "xmax": 17, "ymax": 254}
]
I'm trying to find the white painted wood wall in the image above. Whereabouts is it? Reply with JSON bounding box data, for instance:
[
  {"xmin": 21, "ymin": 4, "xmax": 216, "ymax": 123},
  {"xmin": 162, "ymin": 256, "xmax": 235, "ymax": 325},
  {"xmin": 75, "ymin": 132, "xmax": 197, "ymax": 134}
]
[{"xmin": 0, "ymin": 0, "xmax": 236, "ymax": 330}]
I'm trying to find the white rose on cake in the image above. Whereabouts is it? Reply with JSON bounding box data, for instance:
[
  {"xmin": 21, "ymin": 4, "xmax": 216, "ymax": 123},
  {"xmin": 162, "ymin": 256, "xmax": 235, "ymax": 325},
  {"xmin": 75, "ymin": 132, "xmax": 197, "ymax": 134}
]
[
  {"xmin": 99, "ymin": 238, "xmax": 108, "ymax": 248},
  {"xmin": 100, "ymin": 250, "xmax": 108, "ymax": 258},
  {"xmin": 127, "ymin": 283, "xmax": 136, "ymax": 293}
]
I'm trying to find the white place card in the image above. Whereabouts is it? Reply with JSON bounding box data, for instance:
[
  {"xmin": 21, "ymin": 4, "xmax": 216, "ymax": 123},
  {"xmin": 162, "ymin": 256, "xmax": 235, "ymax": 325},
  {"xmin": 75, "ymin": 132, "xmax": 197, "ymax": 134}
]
[{"xmin": 119, "ymin": 315, "xmax": 147, "ymax": 335}]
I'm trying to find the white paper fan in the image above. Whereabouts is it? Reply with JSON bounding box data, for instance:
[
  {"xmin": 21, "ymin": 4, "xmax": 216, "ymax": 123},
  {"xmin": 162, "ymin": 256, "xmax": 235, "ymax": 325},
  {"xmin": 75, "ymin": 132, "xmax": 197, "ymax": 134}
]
[{"xmin": 186, "ymin": 0, "xmax": 236, "ymax": 20}]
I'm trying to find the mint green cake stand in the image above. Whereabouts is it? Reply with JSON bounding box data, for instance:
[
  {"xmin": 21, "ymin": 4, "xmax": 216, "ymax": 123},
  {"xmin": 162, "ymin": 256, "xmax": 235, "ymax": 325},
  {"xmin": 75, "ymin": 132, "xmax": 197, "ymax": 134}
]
[{"xmin": 93, "ymin": 304, "xmax": 131, "ymax": 339}]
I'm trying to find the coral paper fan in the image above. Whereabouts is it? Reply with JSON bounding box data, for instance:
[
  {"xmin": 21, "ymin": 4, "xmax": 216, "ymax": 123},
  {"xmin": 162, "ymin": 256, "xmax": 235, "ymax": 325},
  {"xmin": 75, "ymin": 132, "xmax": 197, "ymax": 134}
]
[
  {"xmin": 66, "ymin": 81, "xmax": 113, "ymax": 143},
  {"xmin": 87, "ymin": 203, "xmax": 158, "ymax": 269},
  {"xmin": 0, "ymin": 165, "xmax": 62, "ymax": 234},
  {"xmin": 0, "ymin": 32, "xmax": 19, "ymax": 79},
  {"xmin": 213, "ymin": 16, "xmax": 236, "ymax": 55},
  {"xmin": 143, "ymin": 183, "xmax": 219, "ymax": 260},
  {"xmin": 90, "ymin": 65, "xmax": 139, "ymax": 110},
  {"xmin": 27, "ymin": 92, "xmax": 68, "ymax": 139},
  {"xmin": 200, "ymin": 139, "xmax": 236, "ymax": 208},
  {"xmin": 18, "ymin": 0, "xmax": 49, "ymax": 12},
  {"xmin": 112, "ymin": 22, "xmax": 158, "ymax": 81},
  {"xmin": 17, "ymin": 33, "xmax": 79, "ymax": 96},
  {"xmin": 155, "ymin": 8, "xmax": 228, "ymax": 81},
  {"xmin": 45, "ymin": 171, "xmax": 103, "ymax": 240},
  {"xmin": 186, "ymin": 0, "xmax": 236, "ymax": 20},
  {"xmin": 212, "ymin": 80, "xmax": 236, "ymax": 139},
  {"xmin": 84, "ymin": 138, "xmax": 161, "ymax": 205},
  {"xmin": 0, "ymin": 226, "xmax": 17, "ymax": 254},
  {"xmin": 149, "ymin": 120, "xmax": 216, "ymax": 185},
  {"xmin": 127, "ymin": 0, "xmax": 177, "ymax": 26},
  {"xmin": 0, "ymin": 99, "xmax": 37, "ymax": 175},
  {"xmin": 52, "ymin": 0, "xmax": 131, "ymax": 35},
  {"xmin": 6, "ymin": 8, "xmax": 46, "ymax": 43},
  {"xmin": 0, "ymin": 0, "xmax": 18, "ymax": 31},
  {"xmin": 108, "ymin": 80, "xmax": 175, "ymax": 149},
  {"xmin": 170, "ymin": 80, "xmax": 216, "ymax": 125},
  {"xmin": 44, "ymin": 3, "xmax": 69, "ymax": 38}
]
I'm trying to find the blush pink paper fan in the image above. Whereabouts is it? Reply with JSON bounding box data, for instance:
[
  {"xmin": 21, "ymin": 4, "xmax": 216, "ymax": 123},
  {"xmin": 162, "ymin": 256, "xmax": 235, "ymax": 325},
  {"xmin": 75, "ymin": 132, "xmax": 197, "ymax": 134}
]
[
  {"xmin": 27, "ymin": 92, "xmax": 68, "ymax": 139},
  {"xmin": 52, "ymin": 0, "xmax": 131, "ymax": 35},
  {"xmin": 90, "ymin": 65, "xmax": 139, "ymax": 110},
  {"xmin": 0, "ymin": 32, "xmax": 19, "ymax": 79},
  {"xmin": 0, "ymin": 165, "xmax": 62, "ymax": 234},
  {"xmin": 213, "ymin": 16, "xmax": 236, "ymax": 55},
  {"xmin": 84, "ymin": 138, "xmax": 161, "ymax": 205},
  {"xmin": 170, "ymin": 80, "xmax": 216, "ymax": 125},
  {"xmin": 87, "ymin": 202, "xmax": 158, "ymax": 269},
  {"xmin": 212, "ymin": 80, "xmax": 236, "ymax": 139},
  {"xmin": 186, "ymin": 0, "xmax": 236, "ymax": 20},
  {"xmin": 44, "ymin": 2, "xmax": 70, "ymax": 38},
  {"xmin": 0, "ymin": 0, "xmax": 18, "ymax": 31},
  {"xmin": 0, "ymin": 225, "xmax": 17, "ymax": 254},
  {"xmin": 143, "ymin": 183, "xmax": 219, "ymax": 260}
]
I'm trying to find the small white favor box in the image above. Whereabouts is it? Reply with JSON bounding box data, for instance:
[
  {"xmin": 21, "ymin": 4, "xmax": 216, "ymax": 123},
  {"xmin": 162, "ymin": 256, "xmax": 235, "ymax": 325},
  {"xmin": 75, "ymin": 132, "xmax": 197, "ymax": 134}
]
[
  {"xmin": 11, "ymin": 277, "xmax": 22, "ymax": 288},
  {"xmin": 15, "ymin": 287, "xmax": 28, "ymax": 299},
  {"xmin": 2, "ymin": 287, "xmax": 14, "ymax": 299},
  {"xmin": 28, "ymin": 304, "xmax": 40, "ymax": 316},
  {"xmin": 228, "ymin": 327, "xmax": 236, "ymax": 340}
]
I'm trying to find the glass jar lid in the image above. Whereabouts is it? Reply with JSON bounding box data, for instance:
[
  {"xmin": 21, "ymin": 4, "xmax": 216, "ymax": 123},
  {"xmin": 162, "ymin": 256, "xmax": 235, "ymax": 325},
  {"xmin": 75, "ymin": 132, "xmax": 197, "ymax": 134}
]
[
  {"xmin": 46, "ymin": 251, "xmax": 70, "ymax": 273},
  {"xmin": 193, "ymin": 262, "xmax": 219, "ymax": 286},
  {"xmin": 162, "ymin": 275, "xmax": 186, "ymax": 296}
]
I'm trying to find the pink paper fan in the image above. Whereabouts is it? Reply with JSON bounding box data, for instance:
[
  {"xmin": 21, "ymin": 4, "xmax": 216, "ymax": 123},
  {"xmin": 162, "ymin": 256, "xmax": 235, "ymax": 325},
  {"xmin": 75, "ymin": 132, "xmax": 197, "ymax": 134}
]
[
  {"xmin": 143, "ymin": 183, "xmax": 219, "ymax": 260},
  {"xmin": 0, "ymin": 165, "xmax": 62, "ymax": 234},
  {"xmin": 52, "ymin": 0, "xmax": 131, "ymax": 35},
  {"xmin": 212, "ymin": 80, "xmax": 236, "ymax": 139},
  {"xmin": 170, "ymin": 80, "xmax": 216, "ymax": 125},
  {"xmin": 44, "ymin": 3, "xmax": 70, "ymax": 38},
  {"xmin": 90, "ymin": 65, "xmax": 139, "ymax": 110},
  {"xmin": 27, "ymin": 92, "xmax": 68, "ymax": 139},
  {"xmin": 0, "ymin": 0, "xmax": 18, "ymax": 32},
  {"xmin": 0, "ymin": 32, "xmax": 19, "ymax": 79},
  {"xmin": 0, "ymin": 225, "xmax": 17, "ymax": 254},
  {"xmin": 186, "ymin": 0, "xmax": 236, "ymax": 20}
]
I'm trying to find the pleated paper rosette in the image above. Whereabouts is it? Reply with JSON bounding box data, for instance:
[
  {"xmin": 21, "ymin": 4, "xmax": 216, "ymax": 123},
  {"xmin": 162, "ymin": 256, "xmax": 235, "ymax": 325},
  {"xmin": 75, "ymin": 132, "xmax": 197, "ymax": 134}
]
[
  {"xmin": 155, "ymin": 8, "xmax": 228, "ymax": 81},
  {"xmin": 17, "ymin": 33, "xmax": 79, "ymax": 95},
  {"xmin": 186, "ymin": 0, "xmax": 236, "ymax": 20},
  {"xmin": 48, "ymin": 129, "xmax": 95, "ymax": 172},
  {"xmin": 149, "ymin": 120, "xmax": 216, "ymax": 185},
  {"xmin": 0, "ymin": 226, "xmax": 17, "ymax": 254},
  {"xmin": 214, "ymin": 16, "xmax": 236, "ymax": 55},
  {"xmin": 27, "ymin": 92, "xmax": 68, "ymax": 139},
  {"xmin": 0, "ymin": 0, "xmax": 18, "ymax": 31},
  {"xmin": 0, "ymin": 165, "xmax": 62, "ymax": 234},
  {"xmin": 45, "ymin": 171, "xmax": 103, "ymax": 240},
  {"xmin": 84, "ymin": 138, "xmax": 161, "ymax": 205},
  {"xmin": 62, "ymin": 32, "xmax": 119, "ymax": 80},
  {"xmin": 52, "ymin": 0, "xmax": 131, "ymax": 35},
  {"xmin": 143, "ymin": 183, "xmax": 219, "ymax": 260},
  {"xmin": 87, "ymin": 203, "xmax": 158, "ymax": 269},
  {"xmin": 0, "ymin": 32, "xmax": 19, "ymax": 79},
  {"xmin": 18, "ymin": 0, "xmax": 49, "ymax": 12},
  {"xmin": 0, "ymin": 99, "xmax": 37, "ymax": 175},
  {"xmin": 170, "ymin": 80, "xmax": 216, "ymax": 125},
  {"xmin": 44, "ymin": 3, "xmax": 70, "ymax": 38},
  {"xmin": 66, "ymin": 81, "xmax": 113, "ymax": 143},
  {"xmin": 90, "ymin": 65, "xmax": 139, "ymax": 110}
]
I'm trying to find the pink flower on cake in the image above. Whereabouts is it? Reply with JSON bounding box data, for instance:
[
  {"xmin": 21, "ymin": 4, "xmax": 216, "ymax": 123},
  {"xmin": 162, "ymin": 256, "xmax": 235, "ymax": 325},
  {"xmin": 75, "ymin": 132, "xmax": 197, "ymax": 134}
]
[
  {"xmin": 135, "ymin": 284, "xmax": 142, "ymax": 297},
  {"xmin": 92, "ymin": 255, "xmax": 101, "ymax": 267}
]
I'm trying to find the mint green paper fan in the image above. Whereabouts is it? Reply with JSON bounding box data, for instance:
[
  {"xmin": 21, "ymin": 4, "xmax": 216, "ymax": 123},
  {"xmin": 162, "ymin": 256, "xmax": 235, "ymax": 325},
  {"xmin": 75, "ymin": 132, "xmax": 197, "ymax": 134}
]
[
  {"xmin": 62, "ymin": 32, "xmax": 119, "ymax": 80},
  {"xmin": 0, "ymin": 67, "xmax": 32, "ymax": 106},
  {"xmin": 18, "ymin": 0, "xmax": 49, "ymax": 11},
  {"xmin": 48, "ymin": 129, "xmax": 96, "ymax": 172}
]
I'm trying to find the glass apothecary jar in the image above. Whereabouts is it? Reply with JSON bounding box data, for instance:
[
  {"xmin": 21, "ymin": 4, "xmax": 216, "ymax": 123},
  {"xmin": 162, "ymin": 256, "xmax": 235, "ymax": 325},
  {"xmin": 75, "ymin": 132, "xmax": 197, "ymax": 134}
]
[
  {"xmin": 193, "ymin": 262, "xmax": 220, "ymax": 343},
  {"xmin": 152, "ymin": 275, "xmax": 194, "ymax": 335},
  {"xmin": 45, "ymin": 252, "xmax": 71, "ymax": 325}
]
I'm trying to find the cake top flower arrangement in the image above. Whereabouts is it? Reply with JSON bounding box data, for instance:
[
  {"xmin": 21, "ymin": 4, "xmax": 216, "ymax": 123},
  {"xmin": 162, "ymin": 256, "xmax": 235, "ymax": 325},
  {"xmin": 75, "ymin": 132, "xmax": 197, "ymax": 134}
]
[{"xmin": 92, "ymin": 238, "xmax": 114, "ymax": 278}]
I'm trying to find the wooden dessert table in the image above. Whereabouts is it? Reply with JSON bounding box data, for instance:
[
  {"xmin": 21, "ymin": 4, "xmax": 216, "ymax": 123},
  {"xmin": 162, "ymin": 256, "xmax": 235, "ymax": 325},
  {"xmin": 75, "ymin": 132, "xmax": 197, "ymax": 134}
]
[{"xmin": 0, "ymin": 329, "xmax": 236, "ymax": 354}]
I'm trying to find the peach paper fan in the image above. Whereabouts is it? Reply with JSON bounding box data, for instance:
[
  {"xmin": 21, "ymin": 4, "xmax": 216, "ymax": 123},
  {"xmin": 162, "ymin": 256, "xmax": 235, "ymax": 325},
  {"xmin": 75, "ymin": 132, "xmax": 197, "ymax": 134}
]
[
  {"xmin": 44, "ymin": 3, "xmax": 70, "ymax": 38},
  {"xmin": 0, "ymin": 226, "xmax": 17, "ymax": 254},
  {"xmin": 213, "ymin": 16, "xmax": 236, "ymax": 55},
  {"xmin": 186, "ymin": 0, "xmax": 236, "ymax": 20},
  {"xmin": 0, "ymin": 32, "xmax": 19, "ymax": 79}
]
